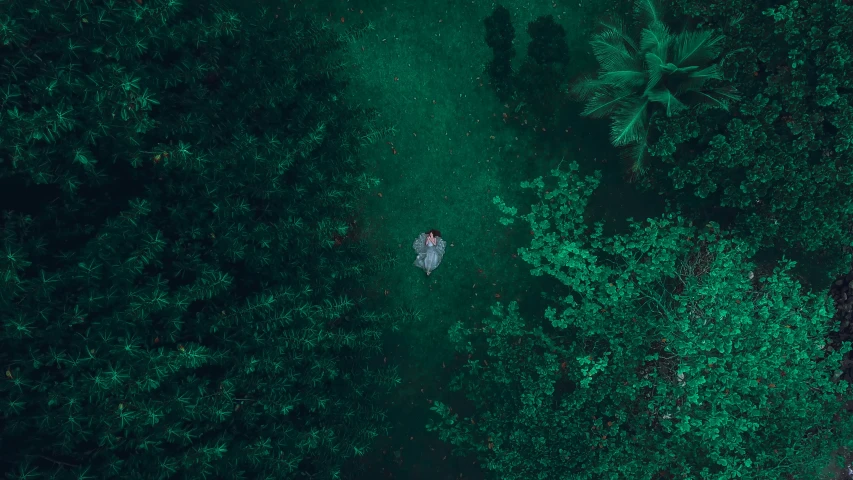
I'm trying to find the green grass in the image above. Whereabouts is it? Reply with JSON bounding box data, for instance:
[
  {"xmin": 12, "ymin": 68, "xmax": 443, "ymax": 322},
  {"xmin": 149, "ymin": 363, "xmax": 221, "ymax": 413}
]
[
  {"xmin": 252, "ymin": 0, "xmax": 654, "ymax": 477},
  {"xmin": 331, "ymin": 3, "xmax": 611, "ymax": 478}
]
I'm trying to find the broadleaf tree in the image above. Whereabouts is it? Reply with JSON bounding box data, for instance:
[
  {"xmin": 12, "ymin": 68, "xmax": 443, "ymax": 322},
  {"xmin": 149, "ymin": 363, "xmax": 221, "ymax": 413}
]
[{"xmin": 428, "ymin": 162, "xmax": 853, "ymax": 479}]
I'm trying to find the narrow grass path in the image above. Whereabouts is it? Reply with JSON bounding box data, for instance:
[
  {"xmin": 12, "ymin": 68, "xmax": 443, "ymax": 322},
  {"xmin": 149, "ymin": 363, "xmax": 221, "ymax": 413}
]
[
  {"xmin": 262, "ymin": 0, "xmax": 645, "ymax": 477},
  {"xmin": 324, "ymin": 2, "xmax": 613, "ymax": 478}
]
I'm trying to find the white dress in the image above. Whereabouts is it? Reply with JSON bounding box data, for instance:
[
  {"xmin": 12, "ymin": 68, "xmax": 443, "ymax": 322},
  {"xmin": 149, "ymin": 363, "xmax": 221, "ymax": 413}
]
[{"xmin": 412, "ymin": 233, "xmax": 447, "ymax": 275}]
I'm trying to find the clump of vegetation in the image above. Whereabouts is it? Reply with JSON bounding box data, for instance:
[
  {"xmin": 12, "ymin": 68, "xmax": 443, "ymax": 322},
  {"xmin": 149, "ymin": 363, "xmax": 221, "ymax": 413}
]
[
  {"xmin": 428, "ymin": 161, "xmax": 853, "ymax": 479},
  {"xmin": 570, "ymin": 0, "xmax": 739, "ymax": 179}
]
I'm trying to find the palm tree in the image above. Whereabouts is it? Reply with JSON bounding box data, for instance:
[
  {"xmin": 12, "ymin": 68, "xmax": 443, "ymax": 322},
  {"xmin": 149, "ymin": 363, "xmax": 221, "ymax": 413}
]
[{"xmin": 570, "ymin": 0, "xmax": 740, "ymax": 179}]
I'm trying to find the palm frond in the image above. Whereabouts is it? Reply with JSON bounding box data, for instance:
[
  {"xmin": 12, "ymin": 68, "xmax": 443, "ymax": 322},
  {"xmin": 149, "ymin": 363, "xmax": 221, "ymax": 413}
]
[
  {"xmin": 674, "ymin": 74, "xmax": 712, "ymax": 96},
  {"xmin": 639, "ymin": 22, "xmax": 672, "ymax": 59},
  {"xmin": 686, "ymin": 64, "xmax": 724, "ymax": 81},
  {"xmin": 690, "ymin": 86, "xmax": 741, "ymax": 111},
  {"xmin": 644, "ymin": 53, "xmax": 666, "ymax": 92},
  {"xmin": 599, "ymin": 69, "xmax": 645, "ymax": 89},
  {"xmin": 580, "ymin": 87, "xmax": 634, "ymax": 118},
  {"xmin": 569, "ymin": 75, "xmax": 604, "ymax": 101},
  {"xmin": 645, "ymin": 88, "xmax": 687, "ymax": 117},
  {"xmin": 728, "ymin": 13, "xmax": 745, "ymax": 28},
  {"xmin": 591, "ymin": 33, "xmax": 636, "ymax": 71},
  {"xmin": 597, "ymin": 20, "xmax": 638, "ymax": 53},
  {"xmin": 672, "ymin": 30, "xmax": 724, "ymax": 67},
  {"xmin": 672, "ymin": 64, "xmax": 723, "ymax": 95},
  {"xmin": 634, "ymin": 0, "xmax": 662, "ymax": 26},
  {"xmin": 620, "ymin": 139, "xmax": 649, "ymax": 181},
  {"xmin": 610, "ymin": 98, "xmax": 649, "ymax": 146}
]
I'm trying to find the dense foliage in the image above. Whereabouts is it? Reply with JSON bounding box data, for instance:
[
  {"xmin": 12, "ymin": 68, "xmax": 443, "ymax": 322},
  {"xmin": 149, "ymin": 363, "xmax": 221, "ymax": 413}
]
[
  {"xmin": 0, "ymin": 1, "xmax": 397, "ymax": 479},
  {"xmin": 644, "ymin": 0, "xmax": 853, "ymax": 260},
  {"xmin": 428, "ymin": 162, "xmax": 853, "ymax": 479}
]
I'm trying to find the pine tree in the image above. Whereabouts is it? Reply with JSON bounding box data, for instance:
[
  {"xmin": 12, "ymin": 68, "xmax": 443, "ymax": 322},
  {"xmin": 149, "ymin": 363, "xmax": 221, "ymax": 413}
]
[{"xmin": 0, "ymin": 1, "xmax": 395, "ymax": 478}]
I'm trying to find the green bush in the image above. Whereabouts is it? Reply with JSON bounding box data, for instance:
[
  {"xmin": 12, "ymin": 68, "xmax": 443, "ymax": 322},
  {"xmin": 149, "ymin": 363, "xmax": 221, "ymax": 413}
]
[{"xmin": 428, "ymin": 162, "xmax": 853, "ymax": 479}]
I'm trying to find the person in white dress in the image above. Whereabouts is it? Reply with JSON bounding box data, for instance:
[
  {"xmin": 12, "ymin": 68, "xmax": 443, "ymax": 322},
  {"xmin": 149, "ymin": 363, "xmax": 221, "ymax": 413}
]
[{"xmin": 413, "ymin": 229, "xmax": 446, "ymax": 276}]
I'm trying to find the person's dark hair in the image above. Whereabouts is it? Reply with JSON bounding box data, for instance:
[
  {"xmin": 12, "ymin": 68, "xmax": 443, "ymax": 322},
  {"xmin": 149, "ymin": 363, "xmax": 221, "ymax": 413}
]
[{"xmin": 427, "ymin": 229, "xmax": 442, "ymax": 238}]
